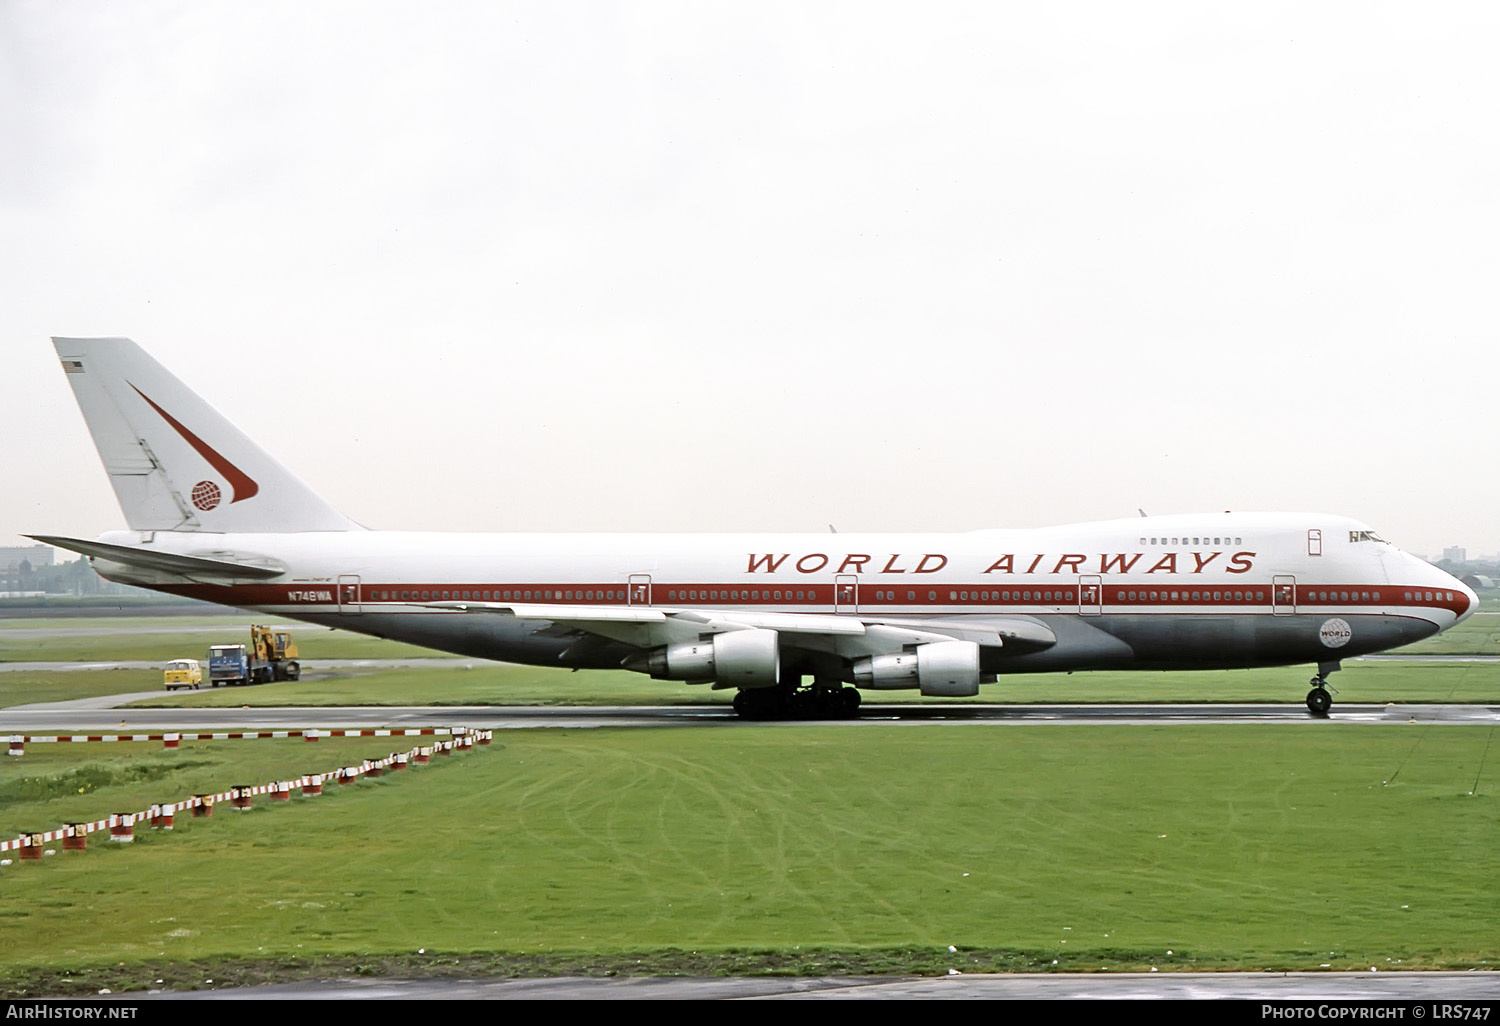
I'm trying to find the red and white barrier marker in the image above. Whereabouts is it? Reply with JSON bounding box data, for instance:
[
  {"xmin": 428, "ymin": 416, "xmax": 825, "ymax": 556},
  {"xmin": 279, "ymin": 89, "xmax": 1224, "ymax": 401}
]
[
  {"xmin": 0, "ymin": 728, "xmax": 491, "ymax": 871},
  {"xmin": 8, "ymin": 737, "xmax": 23, "ymax": 757},
  {"xmin": 304, "ymin": 729, "xmax": 319, "ymax": 743},
  {"xmin": 478, "ymin": 730, "xmax": 492, "ymax": 746},
  {"xmin": 163, "ymin": 733, "xmax": 180, "ymax": 749}
]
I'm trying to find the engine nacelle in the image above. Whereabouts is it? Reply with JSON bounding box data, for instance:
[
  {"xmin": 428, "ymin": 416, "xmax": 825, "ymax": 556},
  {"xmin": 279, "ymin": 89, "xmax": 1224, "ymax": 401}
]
[
  {"xmin": 635, "ymin": 628, "xmax": 781, "ymax": 688},
  {"xmin": 852, "ymin": 640, "xmax": 981, "ymax": 697}
]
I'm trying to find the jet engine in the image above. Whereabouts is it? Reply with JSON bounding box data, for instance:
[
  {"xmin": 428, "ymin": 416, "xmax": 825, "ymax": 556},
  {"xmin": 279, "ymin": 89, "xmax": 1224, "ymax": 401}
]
[
  {"xmin": 631, "ymin": 628, "xmax": 781, "ymax": 688},
  {"xmin": 851, "ymin": 640, "xmax": 981, "ymax": 697}
]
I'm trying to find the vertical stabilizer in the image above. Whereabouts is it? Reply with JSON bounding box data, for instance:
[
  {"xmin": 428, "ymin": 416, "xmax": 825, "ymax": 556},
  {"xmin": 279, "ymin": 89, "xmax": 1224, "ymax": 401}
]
[{"xmin": 53, "ymin": 337, "xmax": 360, "ymax": 533}]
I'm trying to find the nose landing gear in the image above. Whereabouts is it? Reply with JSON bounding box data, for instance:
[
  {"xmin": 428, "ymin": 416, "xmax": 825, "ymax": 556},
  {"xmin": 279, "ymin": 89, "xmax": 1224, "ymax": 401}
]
[
  {"xmin": 1306, "ymin": 682, "xmax": 1332, "ymax": 716},
  {"xmin": 1305, "ymin": 661, "xmax": 1341, "ymax": 717}
]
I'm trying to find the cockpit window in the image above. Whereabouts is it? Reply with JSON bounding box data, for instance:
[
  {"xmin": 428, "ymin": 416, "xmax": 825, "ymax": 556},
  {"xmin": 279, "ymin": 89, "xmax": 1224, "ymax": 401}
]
[{"xmin": 1349, "ymin": 530, "xmax": 1386, "ymax": 543}]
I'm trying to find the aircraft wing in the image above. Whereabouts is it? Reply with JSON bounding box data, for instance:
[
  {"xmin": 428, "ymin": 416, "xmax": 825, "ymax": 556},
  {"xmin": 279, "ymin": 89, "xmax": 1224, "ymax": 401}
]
[
  {"xmin": 27, "ymin": 534, "xmax": 287, "ymax": 580},
  {"xmin": 427, "ymin": 600, "xmax": 1057, "ymax": 659}
]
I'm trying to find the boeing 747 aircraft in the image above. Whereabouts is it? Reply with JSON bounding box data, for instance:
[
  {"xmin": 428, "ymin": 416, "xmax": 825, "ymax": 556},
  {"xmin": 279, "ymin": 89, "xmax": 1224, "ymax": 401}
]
[{"xmin": 34, "ymin": 338, "xmax": 1478, "ymax": 719}]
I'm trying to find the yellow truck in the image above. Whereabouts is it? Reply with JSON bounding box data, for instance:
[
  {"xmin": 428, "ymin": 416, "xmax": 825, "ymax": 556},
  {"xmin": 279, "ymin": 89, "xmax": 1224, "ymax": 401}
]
[{"xmin": 163, "ymin": 659, "xmax": 203, "ymax": 690}]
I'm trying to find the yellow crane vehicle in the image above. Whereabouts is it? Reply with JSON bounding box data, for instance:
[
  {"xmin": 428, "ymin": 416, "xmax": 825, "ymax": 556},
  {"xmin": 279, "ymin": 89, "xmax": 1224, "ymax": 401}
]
[{"xmin": 207, "ymin": 625, "xmax": 302, "ymax": 686}]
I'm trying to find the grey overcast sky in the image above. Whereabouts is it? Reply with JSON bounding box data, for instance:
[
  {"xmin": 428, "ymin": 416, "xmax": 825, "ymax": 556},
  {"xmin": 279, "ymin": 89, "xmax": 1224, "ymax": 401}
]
[{"xmin": 3, "ymin": 1, "xmax": 1497, "ymax": 558}]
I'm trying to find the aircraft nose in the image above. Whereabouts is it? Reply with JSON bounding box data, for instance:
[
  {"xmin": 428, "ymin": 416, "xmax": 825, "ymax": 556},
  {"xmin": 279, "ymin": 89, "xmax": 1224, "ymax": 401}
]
[{"xmin": 1457, "ymin": 579, "xmax": 1479, "ymax": 623}]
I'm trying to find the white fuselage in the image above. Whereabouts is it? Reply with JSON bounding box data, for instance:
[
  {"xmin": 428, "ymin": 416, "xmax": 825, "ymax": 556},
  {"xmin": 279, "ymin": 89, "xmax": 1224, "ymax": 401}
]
[{"xmin": 92, "ymin": 511, "xmax": 1476, "ymax": 677}]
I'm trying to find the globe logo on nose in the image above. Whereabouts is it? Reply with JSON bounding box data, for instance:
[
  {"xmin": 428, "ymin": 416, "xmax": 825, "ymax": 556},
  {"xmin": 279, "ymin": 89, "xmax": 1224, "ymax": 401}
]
[
  {"xmin": 191, "ymin": 480, "xmax": 222, "ymax": 511},
  {"xmin": 1318, "ymin": 618, "xmax": 1352, "ymax": 648}
]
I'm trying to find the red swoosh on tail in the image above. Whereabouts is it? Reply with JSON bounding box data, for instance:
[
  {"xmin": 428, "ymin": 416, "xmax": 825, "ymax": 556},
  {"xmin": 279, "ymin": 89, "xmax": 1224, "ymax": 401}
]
[{"xmin": 129, "ymin": 384, "xmax": 260, "ymax": 503}]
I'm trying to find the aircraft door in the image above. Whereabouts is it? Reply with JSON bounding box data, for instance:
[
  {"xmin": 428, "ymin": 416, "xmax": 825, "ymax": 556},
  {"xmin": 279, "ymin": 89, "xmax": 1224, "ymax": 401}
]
[
  {"xmin": 338, "ymin": 575, "xmax": 361, "ymax": 615},
  {"xmin": 1078, "ymin": 575, "xmax": 1102, "ymax": 616},
  {"xmin": 627, "ymin": 574, "xmax": 652, "ymax": 606},
  {"xmin": 1273, "ymin": 575, "xmax": 1296, "ymax": 615},
  {"xmin": 834, "ymin": 574, "xmax": 859, "ymax": 614}
]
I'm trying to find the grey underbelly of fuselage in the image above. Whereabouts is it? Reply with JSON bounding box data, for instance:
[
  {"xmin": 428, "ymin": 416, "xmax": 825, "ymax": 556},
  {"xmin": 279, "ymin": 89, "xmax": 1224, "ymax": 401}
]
[{"xmin": 261, "ymin": 609, "xmax": 1439, "ymax": 678}]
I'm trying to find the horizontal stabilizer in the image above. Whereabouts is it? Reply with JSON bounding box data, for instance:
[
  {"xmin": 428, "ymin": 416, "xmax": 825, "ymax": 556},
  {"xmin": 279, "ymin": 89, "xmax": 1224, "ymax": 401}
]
[{"xmin": 28, "ymin": 535, "xmax": 286, "ymax": 580}]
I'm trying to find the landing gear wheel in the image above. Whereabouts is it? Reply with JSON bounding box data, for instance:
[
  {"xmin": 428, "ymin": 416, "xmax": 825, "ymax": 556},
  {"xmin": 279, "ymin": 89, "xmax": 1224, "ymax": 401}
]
[
  {"xmin": 734, "ymin": 684, "xmax": 862, "ymax": 721},
  {"xmin": 810, "ymin": 685, "xmax": 845, "ymax": 720},
  {"xmin": 841, "ymin": 687, "xmax": 862, "ymax": 717},
  {"xmin": 1306, "ymin": 685, "xmax": 1332, "ymax": 717},
  {"xmin": 733, "ymin": 687, "xmax": 789, "ymax": 721},
  {"xmin": 733, "ymin": 689, "xmax": 767, "ymax": 720}
]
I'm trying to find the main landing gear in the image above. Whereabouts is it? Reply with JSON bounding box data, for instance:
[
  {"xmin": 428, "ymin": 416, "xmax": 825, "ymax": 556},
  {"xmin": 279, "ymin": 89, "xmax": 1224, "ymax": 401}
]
[
  {"xmin": 733, "ymin": 682, "xmax": 862, "ymax": 721},
  {"xmin": 1306, "ymin": 660, "xmax": 1341, "ymax": 718}
]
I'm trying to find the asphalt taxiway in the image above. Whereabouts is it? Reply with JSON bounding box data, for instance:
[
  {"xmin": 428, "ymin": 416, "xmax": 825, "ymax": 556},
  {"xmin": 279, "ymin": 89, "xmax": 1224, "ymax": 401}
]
[
  {"xmin": 4, "ymin": 699, "xmax": 1500, "ymax": 735},
  {"xmin": 142, "ymin": 970, "xmax": 1500, "ymax": 1000}
]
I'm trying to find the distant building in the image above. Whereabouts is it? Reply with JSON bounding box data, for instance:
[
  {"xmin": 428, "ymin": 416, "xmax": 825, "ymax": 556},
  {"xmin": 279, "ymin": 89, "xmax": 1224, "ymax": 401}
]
[
  {"xmin": 0, "ymin": 544, "xmax": 53, "ymax": 573},
  {"xmin": 1443, "ymin": 546, "xmax": 1467, "ymax": 563},
  {"xmin": 1462, "ymin": 575, "xmax": 1496, "ymax": 591}
]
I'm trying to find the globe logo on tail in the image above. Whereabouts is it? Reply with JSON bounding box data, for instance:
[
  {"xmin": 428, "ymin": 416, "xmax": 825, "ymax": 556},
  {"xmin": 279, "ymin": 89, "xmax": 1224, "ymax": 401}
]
[{"xmin": 191, "ymin": 480, "xmax": 222, "ymax": 511}]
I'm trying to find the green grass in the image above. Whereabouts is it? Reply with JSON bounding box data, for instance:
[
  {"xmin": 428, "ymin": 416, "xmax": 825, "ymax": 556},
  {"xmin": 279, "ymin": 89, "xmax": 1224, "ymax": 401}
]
[
  {"xmin": 0, "ymin": 738, "xmax": 416, "ymax": 838},
  {"xmin": 0, "ymin": 618, "xmax": 440, "ymax": 664},
  {"xmin": 0, "ymin": 669, "xmax": 163, "ymax": 708},
  {"xmin": 1393, "ymin": 614, "xmax": 1500, "ymax": 655},
  {"xmin": 0, "ymin": 725, "xmax": 1496, "ymax": 995},
  {"xmin": 0, "ymin": 615, "xmax": 252, "ymax": 632}
]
